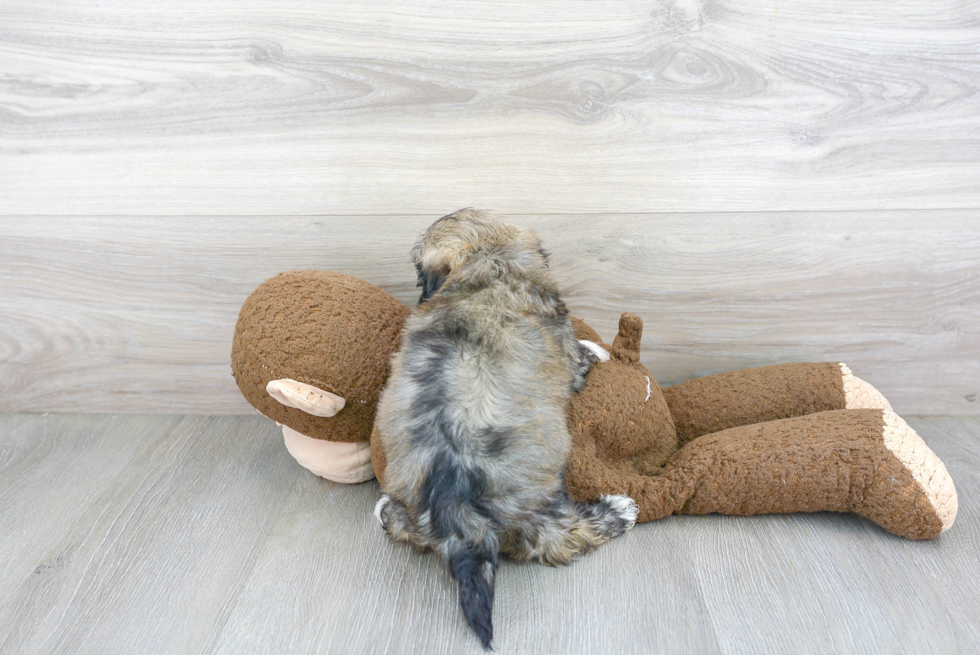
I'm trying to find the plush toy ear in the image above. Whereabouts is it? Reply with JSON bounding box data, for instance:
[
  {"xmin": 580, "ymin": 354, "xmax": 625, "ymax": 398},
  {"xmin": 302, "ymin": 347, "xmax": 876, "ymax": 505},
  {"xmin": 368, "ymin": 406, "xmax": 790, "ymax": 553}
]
[
  {"xmin": 266, "ymin": 379, "xmax": 346, "ymax": 417},
  {"xmin": 611, "ymin": 313, "xmax": 643, "ymax": 363}
]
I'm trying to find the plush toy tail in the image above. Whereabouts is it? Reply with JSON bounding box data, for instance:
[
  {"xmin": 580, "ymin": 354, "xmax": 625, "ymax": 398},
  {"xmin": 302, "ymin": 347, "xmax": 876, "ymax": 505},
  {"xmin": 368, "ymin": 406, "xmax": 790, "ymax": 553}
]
[{"xmin": 660, "ymin": 408, "xmax": 957, "ymax": 539}]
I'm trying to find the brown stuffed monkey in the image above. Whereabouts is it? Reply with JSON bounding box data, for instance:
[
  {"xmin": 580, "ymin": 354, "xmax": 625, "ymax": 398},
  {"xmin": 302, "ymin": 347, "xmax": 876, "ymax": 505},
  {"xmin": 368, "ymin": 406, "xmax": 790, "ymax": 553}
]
[{"xmin": 232, "ymin": 270, "xmax": 957, "ymax": 540}]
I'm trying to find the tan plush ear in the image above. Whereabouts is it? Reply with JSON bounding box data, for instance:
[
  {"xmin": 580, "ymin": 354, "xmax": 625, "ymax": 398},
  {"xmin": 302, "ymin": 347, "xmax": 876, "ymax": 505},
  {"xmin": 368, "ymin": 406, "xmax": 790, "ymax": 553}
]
[
  {"xmin": 266, "ymin": 379, "xmax": 346, "ymax": 417},
  {"xmin": 610, "ymin": 313, "xmax": 643, "ymax": 363}
]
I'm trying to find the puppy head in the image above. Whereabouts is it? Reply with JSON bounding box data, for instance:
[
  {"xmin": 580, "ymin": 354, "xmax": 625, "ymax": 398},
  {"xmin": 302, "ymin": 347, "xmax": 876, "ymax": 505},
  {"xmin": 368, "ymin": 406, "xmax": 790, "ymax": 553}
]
[{"xmin": 412, "ymin": 209, "xmax": 549, "ymax": 303}]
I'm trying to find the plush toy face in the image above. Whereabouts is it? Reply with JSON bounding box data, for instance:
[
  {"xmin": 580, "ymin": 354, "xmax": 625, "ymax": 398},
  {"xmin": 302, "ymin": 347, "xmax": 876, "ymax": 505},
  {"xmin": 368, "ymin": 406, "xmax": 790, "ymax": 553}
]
[{"xmin": 232, "ymin": 270, "xmax": 410, "ymax": 443}]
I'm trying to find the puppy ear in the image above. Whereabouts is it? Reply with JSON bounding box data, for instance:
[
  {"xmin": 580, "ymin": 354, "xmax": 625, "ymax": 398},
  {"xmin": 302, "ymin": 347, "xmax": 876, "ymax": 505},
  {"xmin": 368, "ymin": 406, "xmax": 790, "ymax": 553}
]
[{"xmin": 418, "ymin": 266, "xmax": 447, "ymax": 303}]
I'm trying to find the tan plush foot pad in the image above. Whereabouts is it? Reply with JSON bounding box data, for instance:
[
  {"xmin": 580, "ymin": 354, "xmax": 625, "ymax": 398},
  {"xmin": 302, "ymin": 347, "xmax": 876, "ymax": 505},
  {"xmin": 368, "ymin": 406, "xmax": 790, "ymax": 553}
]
[
  {"xmin": 282, "ymin": 426, "xmax": 375, "ymax": 483},
  {"xmin": 839, "ymin": 363, "xmax": 893, "ymax": 411},
  {"xmin": 881, "ymin": 411, "xmax": 957, "ymax": 535}
]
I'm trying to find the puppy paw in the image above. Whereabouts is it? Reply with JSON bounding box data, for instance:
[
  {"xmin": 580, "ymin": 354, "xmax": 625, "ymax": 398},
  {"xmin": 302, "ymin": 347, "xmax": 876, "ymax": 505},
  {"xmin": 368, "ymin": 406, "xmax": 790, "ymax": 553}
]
[
  {"xmin": 579, "ymin": 340, "xmax": 611, "ymax": 364},
  {"xmin": 600, "ymin": 494, "xmax": 639, "ymax": 531},
  {"xmin": 374, "ymin": 494, "xmax": 391, "ymax": 526}
]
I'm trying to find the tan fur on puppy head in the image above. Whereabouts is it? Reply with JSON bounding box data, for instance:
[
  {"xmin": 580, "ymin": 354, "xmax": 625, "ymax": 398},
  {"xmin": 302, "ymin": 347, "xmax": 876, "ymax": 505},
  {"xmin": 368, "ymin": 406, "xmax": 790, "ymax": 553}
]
[{"xmin": 412, "ymin": 209, "xmax": 549, "ymax": 295}]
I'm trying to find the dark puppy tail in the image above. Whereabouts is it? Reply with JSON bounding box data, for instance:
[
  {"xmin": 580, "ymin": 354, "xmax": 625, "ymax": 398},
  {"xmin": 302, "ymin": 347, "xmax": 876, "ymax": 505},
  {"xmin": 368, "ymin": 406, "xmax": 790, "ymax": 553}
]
[
  {"xmin": 421, "ymin": 451, "xmax": 500, "ymax": 649},
  {"xmin": 448, "ymin": 542, "xmax": 497, "ymax": 650}
]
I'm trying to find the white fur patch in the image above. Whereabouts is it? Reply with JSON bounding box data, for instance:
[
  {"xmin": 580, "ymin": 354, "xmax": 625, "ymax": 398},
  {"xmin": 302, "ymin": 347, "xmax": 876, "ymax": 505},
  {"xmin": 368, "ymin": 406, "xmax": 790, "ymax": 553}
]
[
  {"xmin": 579, "ymin": 340, "xmax": 610, "ymax": 362},
  {"xmin": 601, "ymin": 494, "xmax": 639, "ymax": 528},
  {"xmin": 483, "ymin": 561, "xmax": 495, "ymax": 584},
  {"xmin": 374, "ymin": 495, "xmax": 390, "ymax": 525}
]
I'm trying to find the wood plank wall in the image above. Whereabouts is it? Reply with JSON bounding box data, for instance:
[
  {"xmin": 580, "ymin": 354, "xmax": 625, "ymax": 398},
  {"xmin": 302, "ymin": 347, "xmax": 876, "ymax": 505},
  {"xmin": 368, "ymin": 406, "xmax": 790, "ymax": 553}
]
[{"xmin": 1, "ymin": 1, "xmax": 978, "ymax": 415}]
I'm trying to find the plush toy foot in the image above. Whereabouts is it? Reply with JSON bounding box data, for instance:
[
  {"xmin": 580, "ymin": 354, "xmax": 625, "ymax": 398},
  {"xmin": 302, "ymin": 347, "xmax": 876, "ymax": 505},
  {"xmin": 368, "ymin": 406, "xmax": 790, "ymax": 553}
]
[
  {"xmin": 665, "ymin": 409, "xmax": 958, "ymax": 539},
  {"xmin": 839, "ymin": 363, "xmax": 893, "ymax": 411},
  {"xmin": 282, "ymin": 425, "xmax": 375, "ymax": 483},
  {"xmin": 869, "ymin": 411, "xmax": 956, "ymax": 536}
]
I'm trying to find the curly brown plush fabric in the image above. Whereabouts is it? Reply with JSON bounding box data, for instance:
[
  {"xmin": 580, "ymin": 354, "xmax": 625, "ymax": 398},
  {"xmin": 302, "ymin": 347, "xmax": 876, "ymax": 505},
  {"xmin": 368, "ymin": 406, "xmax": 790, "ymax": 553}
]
[
  {"xmin": 566, "ymin": 314, "xmax": 677, "ymax": 487},
  {"xmin": 232, "ymin": 270, "xmax": 409, "ymax": 442},
  {"xmin": 668, "ymin": 409, "xmax": 947, "ymax": 539},
  {"xmin": 662, "ymin": 362, "xmax": 847, "ymax": 446},
  {"xmin": 568, "ymin": 405, "xmax": 952, "ymax": 539}
]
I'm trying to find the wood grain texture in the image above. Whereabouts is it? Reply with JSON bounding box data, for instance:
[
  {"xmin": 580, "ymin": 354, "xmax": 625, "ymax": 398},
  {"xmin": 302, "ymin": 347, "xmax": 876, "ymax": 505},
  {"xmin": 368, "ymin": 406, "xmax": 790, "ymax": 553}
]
[
  {"xmin": 0, "ymin": 414, "xmax": 976, "ymax": 653},
  {"xmin": 0, "ymin": 414, "xmax": 298, "ymax": 654},
  {"xmin": 0, "ymin": 414, "xmax": 158, "ymax": 603},
  {"xmin": 0, "ymin": 0, "xmax": 978, "ymax": 215},
  {"xmin": 1, "ymin": 213, "xmax": 977, "ymax": 415}
]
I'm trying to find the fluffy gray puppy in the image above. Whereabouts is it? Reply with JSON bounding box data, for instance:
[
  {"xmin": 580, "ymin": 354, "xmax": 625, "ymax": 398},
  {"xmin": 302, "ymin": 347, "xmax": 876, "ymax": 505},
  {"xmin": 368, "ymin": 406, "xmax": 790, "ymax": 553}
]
[{"xmin": 373, "ymin": 209, "xmax": 638, "ymax": 649}]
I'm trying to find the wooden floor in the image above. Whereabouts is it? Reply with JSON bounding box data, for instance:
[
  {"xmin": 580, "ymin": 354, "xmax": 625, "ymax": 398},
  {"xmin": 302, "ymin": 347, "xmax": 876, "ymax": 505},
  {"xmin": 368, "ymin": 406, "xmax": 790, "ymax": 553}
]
[{"xmin": 0, "ymin": 413, "xmax": 976, "ymax": 654}]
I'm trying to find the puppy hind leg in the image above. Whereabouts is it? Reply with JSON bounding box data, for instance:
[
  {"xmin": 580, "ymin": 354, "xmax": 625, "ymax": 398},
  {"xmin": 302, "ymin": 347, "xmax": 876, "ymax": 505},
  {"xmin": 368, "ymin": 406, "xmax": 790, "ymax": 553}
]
[
  {"xmin": 506, "ymin": 493, "xmax": 638, "ymax": 566},
  {"xmin": 375, "ymin": 494, "xmax": 428, "ymax": 549}
]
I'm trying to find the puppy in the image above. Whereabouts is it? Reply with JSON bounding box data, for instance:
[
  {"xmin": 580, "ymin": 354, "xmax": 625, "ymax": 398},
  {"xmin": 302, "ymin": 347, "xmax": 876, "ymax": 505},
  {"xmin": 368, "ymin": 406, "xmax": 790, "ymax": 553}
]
[{"xmin": 373, "ymin": 209, "xmax": 638, "ymax": 649}]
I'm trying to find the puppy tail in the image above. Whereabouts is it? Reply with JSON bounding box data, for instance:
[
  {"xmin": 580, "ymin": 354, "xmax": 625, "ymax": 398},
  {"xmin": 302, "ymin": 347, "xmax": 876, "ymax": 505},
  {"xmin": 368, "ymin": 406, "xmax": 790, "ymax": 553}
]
[
  {"xmin": 421, "ymin": 452, "xmax": 499, "ymax": 648},
  {"xmin": 447, "ymin": 541, "xmax": 497, "ymax": 650}
]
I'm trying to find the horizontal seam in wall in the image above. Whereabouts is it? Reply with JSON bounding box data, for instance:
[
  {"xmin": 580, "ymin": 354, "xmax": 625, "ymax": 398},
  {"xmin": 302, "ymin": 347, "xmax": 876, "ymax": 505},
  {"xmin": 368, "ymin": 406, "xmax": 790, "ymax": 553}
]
[{"xmin": 2, "ymin": 206, "xmax": 980, "ymax": 219}]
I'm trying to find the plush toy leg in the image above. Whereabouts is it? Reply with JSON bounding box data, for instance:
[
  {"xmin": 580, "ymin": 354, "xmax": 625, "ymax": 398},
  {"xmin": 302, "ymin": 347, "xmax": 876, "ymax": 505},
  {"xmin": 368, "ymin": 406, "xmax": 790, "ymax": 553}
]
[
  {"xmin": 570, "ymin": 409, "xmax": 956, "ymax": 539},
  {"xmin": 281, "ymin": 426, "xmax": 375, "ymax": 483},
  {"xmin": 662, "ymin": 362, "xmax": 891, "ymax": 445}
]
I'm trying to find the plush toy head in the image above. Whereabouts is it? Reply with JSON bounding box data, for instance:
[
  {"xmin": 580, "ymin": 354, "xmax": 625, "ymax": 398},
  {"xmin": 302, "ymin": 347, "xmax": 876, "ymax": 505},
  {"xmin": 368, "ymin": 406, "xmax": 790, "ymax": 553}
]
[
  {"xmin": 563, "ymin": 314, "xmax": 678, "ymax": 518},
  {"xmin": 232, "ymin": 270, "xmax": 409, "ymax": 443}
]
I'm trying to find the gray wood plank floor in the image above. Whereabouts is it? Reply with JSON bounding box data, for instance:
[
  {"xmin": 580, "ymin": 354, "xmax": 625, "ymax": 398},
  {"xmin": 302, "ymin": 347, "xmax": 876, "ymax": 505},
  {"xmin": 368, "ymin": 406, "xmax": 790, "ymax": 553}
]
[{"xmin": 0, "ymin": 414, "xmax": 976, "ymax": 654}]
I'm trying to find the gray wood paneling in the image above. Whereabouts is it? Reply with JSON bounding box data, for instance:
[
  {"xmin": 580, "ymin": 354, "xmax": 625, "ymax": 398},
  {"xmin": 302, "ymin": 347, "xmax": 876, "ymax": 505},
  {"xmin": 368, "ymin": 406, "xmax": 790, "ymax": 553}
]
[
  {"xmin": 0, "ymin": 414, "xmax": 976, "ymax": 653},
  {"xmin": 1, "ymin": 0, "xmax": 978, "ymax": 215},
  {"xmin": 1, "ymin": 214, "xmax": 977, "ymax": 415}
]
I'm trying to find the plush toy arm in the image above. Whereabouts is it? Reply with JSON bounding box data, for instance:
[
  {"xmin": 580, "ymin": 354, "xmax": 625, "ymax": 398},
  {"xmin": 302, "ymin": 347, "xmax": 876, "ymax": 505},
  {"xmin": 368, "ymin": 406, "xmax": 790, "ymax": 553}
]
[
  {"xmin": 567, "ymin": 408, "xmax": 956, "ymax": 540},
  {"xmin": 662, "ymin": 362, "xmax": 891, "ymax": 446}
]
